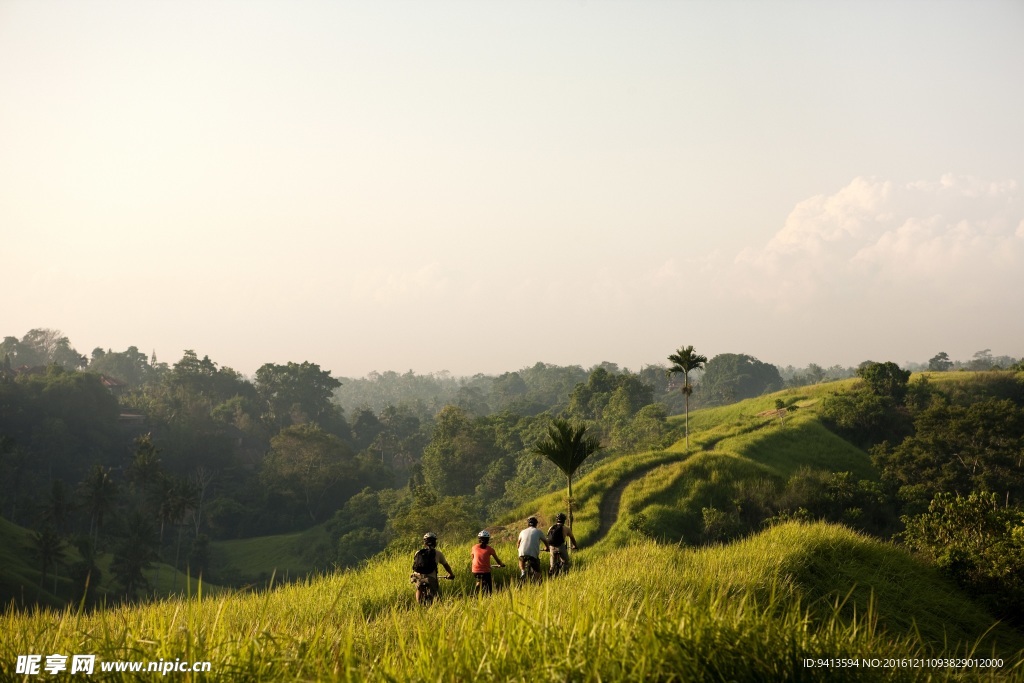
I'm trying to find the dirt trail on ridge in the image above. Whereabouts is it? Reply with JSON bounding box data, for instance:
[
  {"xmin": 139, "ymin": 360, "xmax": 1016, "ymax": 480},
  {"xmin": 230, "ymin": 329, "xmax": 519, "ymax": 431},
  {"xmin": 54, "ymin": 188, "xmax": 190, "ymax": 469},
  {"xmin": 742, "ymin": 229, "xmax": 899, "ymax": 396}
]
[{"xmin": 588, "ymin": 456, "xmax": 684, "ymax": 546}]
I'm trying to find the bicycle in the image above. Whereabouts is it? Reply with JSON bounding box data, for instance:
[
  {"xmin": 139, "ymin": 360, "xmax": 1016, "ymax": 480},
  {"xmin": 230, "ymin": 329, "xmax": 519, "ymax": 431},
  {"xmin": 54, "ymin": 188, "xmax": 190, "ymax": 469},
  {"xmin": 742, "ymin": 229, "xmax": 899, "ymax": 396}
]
[
  {"xmin": 410, "ymin": 572, "xmax": 453, "ymax": 605},
  {"xmin": 544, "ymin": 546, "xmax": 574, "ymax": 577},
  {"xmin": 519, "ymin": 555, "xmax": 543, "ymax": 583},
  {"xmin": 473, "ymin": 564, "xmax": 504, "ymax": 595}
]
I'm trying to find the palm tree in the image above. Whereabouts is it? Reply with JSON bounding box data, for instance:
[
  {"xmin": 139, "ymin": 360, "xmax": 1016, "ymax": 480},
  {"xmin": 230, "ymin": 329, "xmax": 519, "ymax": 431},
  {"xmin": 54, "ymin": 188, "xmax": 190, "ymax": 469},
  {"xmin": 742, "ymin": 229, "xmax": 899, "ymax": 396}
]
[
  {"xmin": 80, "ymin": 464, "xmax": 118, "ymax": 547},
  {"xmin": 111, "ymin": 511, "xmax": 158, "ymax": 601},
  {"xmin": 150, "ymin": 475, "xmax": 177, "ymax": 548},
  {"xmin": 667, "ymin": 345, "xmax": 708, "ymax": 451},
  {"xmin": 128, "ymin": 433, "xmax": 162, "ymax": 492},
  {"xmin": 532, "ymin": 418, "xmax": 601, "ymax": 528},
  {"xmin": 149, "ymin": 474, "xmax": 197, "ymax": 590},
  {"xmin": 42, "ymin": 479, "xmax": 74, "ymax": 535},
  {"xmin": 169, "ymin": 478, "xmax": 199, "ymax": 592},
  {"xmin": 149, "ymin": 475, "xmax": 175, "ymax": 589},
  {"xmin": 70, "ymin": 535, "xmax": 101, "ymax": 607},
  {"xmin": 30, "ymin": 523, "xmax": 65, "ymax": 594}
]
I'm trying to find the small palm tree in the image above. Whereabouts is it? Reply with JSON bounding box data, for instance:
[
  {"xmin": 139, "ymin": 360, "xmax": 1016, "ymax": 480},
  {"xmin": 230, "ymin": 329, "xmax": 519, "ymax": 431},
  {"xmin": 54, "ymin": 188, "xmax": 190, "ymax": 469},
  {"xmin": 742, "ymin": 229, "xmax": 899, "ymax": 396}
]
[
  {"xmin": 43, "ymin": 479, "xmax": 74, "ymax": 535},
  {"xmin": 532, "ymin": 418, "xmax": 601, "ymax": 528},
  {"xmin": 170, "ymin": 478, "xmax": 199, "ymax": 591},
  {"xmin": 80, "ymin": 464, "xmax": 118, "ymax": 547},
  {"xmin": 111, "ymin": 511, "xmax": 158, "ymax": 601},
  {"xmin": 667, "ymin": 345, "xmax": 708, "ymax": 451},
  {"xmin": 30, "ymin": 523, "xmax": 65, "ymax": 594}
]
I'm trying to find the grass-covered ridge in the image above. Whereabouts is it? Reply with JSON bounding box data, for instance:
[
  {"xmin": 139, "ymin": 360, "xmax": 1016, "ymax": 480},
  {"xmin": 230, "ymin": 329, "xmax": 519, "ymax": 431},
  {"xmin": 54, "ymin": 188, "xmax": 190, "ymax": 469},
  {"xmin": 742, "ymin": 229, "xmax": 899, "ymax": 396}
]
[
  {"xmin": 3, "ymin": 523, "xmax": 1021, "ymax": 681},
  {"xmin": 589, "ymin": 381, "xmax": 878, "ymax": 549}
]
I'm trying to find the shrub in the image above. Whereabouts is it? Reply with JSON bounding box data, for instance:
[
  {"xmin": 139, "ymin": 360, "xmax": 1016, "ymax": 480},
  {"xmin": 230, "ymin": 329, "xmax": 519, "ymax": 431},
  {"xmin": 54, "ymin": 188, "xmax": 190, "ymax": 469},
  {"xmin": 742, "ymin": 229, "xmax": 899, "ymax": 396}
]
[
  {"xmin": 701, "ymin": 506, "xmax": 742, "ymax": 544},
  {"xmin": 901, "ymin": 491, "xmax": 1024, "ymax": 625},
  {"xmin": 336, "ymin": 528, "xmax": 388, "ymax": 567},
  {"xmin": 820, "ymin": 390, "xmax": 911, "ymax": 449}
]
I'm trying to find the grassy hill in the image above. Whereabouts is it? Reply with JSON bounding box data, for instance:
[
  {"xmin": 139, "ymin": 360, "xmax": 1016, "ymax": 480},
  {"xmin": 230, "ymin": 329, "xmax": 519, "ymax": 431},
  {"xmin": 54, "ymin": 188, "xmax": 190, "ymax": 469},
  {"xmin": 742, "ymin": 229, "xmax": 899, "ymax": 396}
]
[
  {"xmin": 0, "ymin": 515, "xmax": 224, "ymax": 610},
  {"xmin": 209, "ymin": 524, "xmax": 332, "ymax": 585},
  {"xmin": 2, "ymin": 523, "xmax": 1020, "ymax": 680},
  {"xmin": 0, "ymin": 516, "xmax": 60, "ymax": 608},
  {"xmin": 3, "ymin": 377, "xmax": 1023, "ymax": 680}
]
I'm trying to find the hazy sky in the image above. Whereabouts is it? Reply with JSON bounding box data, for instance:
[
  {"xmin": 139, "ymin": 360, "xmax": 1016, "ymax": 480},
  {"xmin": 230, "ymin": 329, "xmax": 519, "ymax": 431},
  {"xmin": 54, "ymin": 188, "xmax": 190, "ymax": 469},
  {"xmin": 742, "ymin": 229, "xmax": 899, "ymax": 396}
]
[{"xmin": 2, "ymin": 1, "xmax": 1022, "ymax": 378}]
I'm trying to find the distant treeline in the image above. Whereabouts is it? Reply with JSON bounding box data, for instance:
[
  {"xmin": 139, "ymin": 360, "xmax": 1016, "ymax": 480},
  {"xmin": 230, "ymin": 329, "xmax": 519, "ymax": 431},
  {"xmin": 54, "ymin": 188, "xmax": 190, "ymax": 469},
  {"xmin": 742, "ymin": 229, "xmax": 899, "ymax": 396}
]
[
  {"xmin": 1, "ymin": 328, "xmax": 1020, "ymax": 609},
  {"xmin": 0, "ymin": 330, "xmax": 683, "ymax": 604}
]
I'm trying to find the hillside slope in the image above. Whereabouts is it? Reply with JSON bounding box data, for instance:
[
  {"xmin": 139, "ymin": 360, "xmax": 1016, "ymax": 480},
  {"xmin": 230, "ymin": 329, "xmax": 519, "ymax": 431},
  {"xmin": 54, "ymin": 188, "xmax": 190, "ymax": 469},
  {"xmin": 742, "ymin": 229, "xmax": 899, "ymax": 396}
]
[
  {"xmin": 3, "ymin": 379, "xmax": 1023, "ymax": 679},
  {"xmin": 540, "ymin": 382, "xmax": 878, "ymax": 550},
  {"xmin": 3, "ymin": 522, "xmax": 1020, "ymax": 681},
  {"xmin": 0, "ymin": 516, "xmax": 61, "ymax": 608}
]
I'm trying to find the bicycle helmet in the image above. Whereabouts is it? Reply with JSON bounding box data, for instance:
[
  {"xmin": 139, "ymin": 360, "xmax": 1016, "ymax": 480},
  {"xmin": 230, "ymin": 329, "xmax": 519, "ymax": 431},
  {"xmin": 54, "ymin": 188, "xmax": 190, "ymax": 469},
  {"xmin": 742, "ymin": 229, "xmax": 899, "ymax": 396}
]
[
  {"xmin": 423, "ymin": 532, "xmax": 437, "ymax": 545},
  {"xmin": 555, "ymin": 513, "xmax": 567, "ymax": 523},
  {"xmin": 477, "ymin": 530, "xmax": 491, "ymax": 539},
  {"xmin": 527, "ymin": 517, "xmax": 538, "ymax": 527}
]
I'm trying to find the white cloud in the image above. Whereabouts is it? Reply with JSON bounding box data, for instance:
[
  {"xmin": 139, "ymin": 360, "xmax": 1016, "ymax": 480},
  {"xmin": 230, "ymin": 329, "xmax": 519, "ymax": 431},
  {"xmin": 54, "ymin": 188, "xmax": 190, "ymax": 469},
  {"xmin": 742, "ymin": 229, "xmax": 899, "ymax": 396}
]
[
  {"xmin": 731, "ymin": 175, "xmax": 1024, "ymax": 308},
  {"xmin": 772, "ymin": 177, "xmax": 894, "ymax": 250}
]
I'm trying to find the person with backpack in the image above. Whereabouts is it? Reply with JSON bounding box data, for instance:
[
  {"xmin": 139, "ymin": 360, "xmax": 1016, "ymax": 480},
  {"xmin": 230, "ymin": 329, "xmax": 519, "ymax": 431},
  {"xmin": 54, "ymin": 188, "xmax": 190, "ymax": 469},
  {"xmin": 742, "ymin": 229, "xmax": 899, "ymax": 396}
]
[
  {"xmin": 412, "ymin": 532, "xmax": 455, "ymax": 604},
  {"xmin": 546, "ymin": 512, "xmax": 577, "ymax": 574},
  {"xmin": 516, "ymin": 516, "xmax": 548, "ymax": 581},
  {"xmin": 469, "ymin": 530, "xmax": 504, "ymax": 595}
]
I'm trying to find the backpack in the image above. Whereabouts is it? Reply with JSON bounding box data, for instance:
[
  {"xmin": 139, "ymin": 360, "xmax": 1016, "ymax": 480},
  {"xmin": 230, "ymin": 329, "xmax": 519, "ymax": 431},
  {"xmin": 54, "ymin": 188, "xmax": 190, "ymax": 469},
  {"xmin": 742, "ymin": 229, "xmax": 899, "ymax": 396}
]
[
  {"xmin": 548, "ymin": 523, "xmax": 565, "ymax": 547},
  {"xmin": 412, "ymin": 547, "xmax": 437, "ymax": 574}
]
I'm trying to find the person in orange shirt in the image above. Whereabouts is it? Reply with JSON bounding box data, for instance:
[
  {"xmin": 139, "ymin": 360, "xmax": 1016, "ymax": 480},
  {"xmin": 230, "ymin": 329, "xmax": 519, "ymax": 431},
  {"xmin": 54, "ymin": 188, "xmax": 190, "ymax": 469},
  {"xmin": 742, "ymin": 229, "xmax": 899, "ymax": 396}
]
[{"xmin": 470, "ymin": 530, "xmax": 504, "ymax": 595}]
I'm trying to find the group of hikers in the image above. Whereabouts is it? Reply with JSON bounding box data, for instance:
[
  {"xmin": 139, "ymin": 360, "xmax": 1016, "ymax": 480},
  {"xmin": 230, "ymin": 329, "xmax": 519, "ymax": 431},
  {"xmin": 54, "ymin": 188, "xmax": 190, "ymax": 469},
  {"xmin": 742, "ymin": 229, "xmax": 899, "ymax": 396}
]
[{"xmin": 411, "ymin": 513, "xmax": 578, "ymax": 602}]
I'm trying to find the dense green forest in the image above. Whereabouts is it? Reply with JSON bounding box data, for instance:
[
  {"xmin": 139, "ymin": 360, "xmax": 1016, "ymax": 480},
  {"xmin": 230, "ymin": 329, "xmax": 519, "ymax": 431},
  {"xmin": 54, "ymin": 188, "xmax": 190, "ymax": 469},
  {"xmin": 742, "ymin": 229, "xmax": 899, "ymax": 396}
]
[{"xmin": 2, "ymin": 328, "xmax": 1022, "ymax": 620}]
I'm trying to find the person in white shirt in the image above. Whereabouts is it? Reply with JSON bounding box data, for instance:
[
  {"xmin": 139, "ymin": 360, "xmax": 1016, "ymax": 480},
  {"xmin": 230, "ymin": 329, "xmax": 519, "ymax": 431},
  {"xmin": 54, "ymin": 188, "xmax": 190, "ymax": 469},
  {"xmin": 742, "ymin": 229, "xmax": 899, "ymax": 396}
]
[{"xmin": 516, "ymin": 516, "xmax": 549, "ymax": 580}]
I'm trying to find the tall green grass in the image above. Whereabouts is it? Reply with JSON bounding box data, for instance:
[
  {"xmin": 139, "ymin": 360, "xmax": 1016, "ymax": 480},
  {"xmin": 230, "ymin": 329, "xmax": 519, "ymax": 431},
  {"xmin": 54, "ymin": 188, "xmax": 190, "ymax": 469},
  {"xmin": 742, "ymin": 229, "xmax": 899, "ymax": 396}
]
[{"xmin": 4, "ymin": 523, "xmax": 1020, "ymax": 681}]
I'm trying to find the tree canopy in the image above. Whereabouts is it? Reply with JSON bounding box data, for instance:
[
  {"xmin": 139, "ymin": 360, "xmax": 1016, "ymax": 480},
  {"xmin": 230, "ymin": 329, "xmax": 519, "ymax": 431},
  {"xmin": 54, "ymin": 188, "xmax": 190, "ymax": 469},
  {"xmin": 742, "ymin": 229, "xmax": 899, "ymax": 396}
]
[
  {"xmin": 698, "ymin": 353, "xmax": 782, "ymax": 406},
  {"xmin": 255, "ymin": 361, "xmax": 347, "ymax": 436},
  {"xmin": 857, "ymin": 361, "xmax": 912, "ymax": 402}
]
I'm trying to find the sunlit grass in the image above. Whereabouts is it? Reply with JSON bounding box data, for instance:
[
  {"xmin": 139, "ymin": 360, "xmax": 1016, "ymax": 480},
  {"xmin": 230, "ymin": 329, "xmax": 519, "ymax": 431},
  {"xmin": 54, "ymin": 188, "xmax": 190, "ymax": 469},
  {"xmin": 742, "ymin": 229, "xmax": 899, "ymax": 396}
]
[
  {"xmin": 5, "ymin": 523, "xmax": 1021, "ymax": 681},
  {"xmin": 496, "ymin": 447, "xmax": 688, "ymax": 544},
  {"xmin": 717, "ymin": 411, "xmax": 875, "ymax": 478}
]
